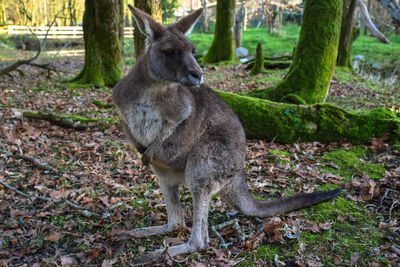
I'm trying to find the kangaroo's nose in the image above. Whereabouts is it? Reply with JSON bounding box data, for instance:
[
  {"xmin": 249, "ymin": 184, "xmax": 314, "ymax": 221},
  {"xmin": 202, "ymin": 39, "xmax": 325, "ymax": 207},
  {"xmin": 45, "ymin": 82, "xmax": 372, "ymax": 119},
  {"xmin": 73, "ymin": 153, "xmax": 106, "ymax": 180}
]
[
  {"xmin": 187, "ymin": 69, "xmax": 203, "ymax": 86},
  {"xmin": 189, "ymin": 70, "xmax": 202, "ymax": 80}
]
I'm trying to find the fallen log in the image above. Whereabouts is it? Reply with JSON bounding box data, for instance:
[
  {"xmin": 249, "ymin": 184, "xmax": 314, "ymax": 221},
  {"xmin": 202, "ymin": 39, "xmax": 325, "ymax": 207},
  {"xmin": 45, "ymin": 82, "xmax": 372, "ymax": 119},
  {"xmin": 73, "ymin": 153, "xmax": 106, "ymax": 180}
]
[
  {"xmin": 216, "ymin": 90, "xmax": 400, "ymax": 144},
  {"xmin": 21, "ymin": 110, "xmax": 109, "ymax": 130}
]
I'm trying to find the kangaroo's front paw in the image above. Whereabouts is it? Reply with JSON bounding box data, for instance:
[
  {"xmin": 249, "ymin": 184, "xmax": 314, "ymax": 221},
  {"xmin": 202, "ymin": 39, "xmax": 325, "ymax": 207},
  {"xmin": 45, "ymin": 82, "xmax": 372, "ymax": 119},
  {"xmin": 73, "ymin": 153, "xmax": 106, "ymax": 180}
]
[{"xmin": 142, "ymin": 149, "xmax": 154, "ymax": 165}]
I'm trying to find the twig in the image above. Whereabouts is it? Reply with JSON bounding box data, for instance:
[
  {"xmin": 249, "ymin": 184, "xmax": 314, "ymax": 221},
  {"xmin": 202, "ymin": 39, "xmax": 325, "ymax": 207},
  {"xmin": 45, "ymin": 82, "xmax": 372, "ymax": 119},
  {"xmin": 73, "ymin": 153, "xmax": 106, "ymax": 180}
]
[
  {"xmin": 390, "ymin": 245, "xmax": 400, "ymax": 256},
  {"xmin": 163, "ymin": 241, "xmax": 189, "ymax": 264},
  {"xmin": 0, "ymin": 180, "xmax": 30, "ymax": 198},
  {"xmin": 389, "ymin": 199, "xmax": 399, "ymax": 219},
  {"xmin": 232, "ymin": 257, "xmax": 246, "ymax": 266},
  {"xmin": 211, "ymin": 219, "xmax": 248, "ymax": 248},
  {"xmin": 0, "ymin": 8, "xmax": 65, "ymax": 76},
  {"xmin": 0, "ymin": 179, "xmax": 97, "ymax": 217},
  {"xmin": 14, "ymin": 154, "xmax": 55, "ymax": 172}
]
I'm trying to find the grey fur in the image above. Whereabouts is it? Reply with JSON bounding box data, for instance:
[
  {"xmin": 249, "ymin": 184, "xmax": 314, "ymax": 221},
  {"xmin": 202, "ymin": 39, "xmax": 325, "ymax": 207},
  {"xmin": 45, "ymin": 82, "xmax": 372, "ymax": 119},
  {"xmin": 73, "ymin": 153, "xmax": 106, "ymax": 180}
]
[{"xmin": 113, "ymin": 6, "xmax": 341, "ymax": 264}]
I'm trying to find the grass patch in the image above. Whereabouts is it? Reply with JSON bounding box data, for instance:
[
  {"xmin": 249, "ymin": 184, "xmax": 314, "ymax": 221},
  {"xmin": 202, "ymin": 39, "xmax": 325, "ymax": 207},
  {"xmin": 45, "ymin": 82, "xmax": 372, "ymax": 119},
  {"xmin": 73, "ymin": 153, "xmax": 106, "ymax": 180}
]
[
  {"xmin": 189, "ymin": 25, "xmax": 300, "ymax": 58},
  {"xmin": 247, "ymin": 197, "xmax": 388, "ymax": 266},
  {"xmin": 320, "ymin": 147, "xmax": 386, "ymax": 180},
  {"xmin": 301, "ymin": 197, "xmax": 386, "ymax": 266},
  {"xmin": 353, "ymin": 34, "xmax": 400, "ymax": 66}
]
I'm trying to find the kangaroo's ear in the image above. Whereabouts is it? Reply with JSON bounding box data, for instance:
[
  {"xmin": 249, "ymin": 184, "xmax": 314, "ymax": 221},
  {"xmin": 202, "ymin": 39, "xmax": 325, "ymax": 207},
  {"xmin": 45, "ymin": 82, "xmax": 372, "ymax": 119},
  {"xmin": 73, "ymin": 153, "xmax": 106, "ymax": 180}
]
[
  {"xmin": 171, "ymin": 8, "xmax": 203, "ymax": 35},
  {"xmin": 128, "ymin": 4, "xmax": 163, "ymax": 39}
]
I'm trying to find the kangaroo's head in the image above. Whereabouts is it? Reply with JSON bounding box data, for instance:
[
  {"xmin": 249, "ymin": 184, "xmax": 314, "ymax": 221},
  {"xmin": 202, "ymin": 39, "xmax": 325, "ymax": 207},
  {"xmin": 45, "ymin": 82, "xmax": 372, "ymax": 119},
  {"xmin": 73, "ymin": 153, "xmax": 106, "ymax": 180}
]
[{"xmin": 128, "ymin": 5, "xmax": 204, "ymax": 87}]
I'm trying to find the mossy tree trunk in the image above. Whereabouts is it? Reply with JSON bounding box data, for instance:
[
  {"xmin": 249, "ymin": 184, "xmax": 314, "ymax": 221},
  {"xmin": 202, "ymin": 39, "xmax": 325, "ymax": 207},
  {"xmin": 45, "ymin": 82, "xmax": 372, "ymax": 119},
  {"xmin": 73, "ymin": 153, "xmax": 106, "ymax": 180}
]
[
  {"xmin": 250, "ymin": 43, "xmax": 264, "ymax": 76},
  {"xmin": 337, "ymin": 0, "xmax": 358, "ymax": 68},
  {"xmin": 72, "ymin": 0, "xmax": 124, "ymax": 87},
  {"xmin": 133, "ymin": 0, "xmax": 162, "ymax": 57},
  {"xmin": 203, "ymin": 0, "xmax": 237, "ymax": 63},
  {"xmin": 216, "ymin": 90, "xmax": 400, "ymax": 144},
  {"xmin": 250, "ymin": 0, "xmax": 343, "ymax": 104}
]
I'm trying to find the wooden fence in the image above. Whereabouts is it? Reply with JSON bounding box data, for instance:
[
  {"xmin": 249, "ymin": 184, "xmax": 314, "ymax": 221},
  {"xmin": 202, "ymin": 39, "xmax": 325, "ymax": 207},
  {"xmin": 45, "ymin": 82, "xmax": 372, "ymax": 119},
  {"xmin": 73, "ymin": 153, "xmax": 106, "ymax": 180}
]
[{"xmin": 0, "ymin": 26, "xmax": 134, "ymax": 39}]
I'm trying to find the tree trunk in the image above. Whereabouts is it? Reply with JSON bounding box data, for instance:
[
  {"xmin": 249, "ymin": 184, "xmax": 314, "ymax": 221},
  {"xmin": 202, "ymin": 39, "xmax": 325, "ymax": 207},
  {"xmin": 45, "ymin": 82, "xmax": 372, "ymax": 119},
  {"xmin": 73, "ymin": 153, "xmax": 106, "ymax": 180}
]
[
  {"xmin": 216, "ymin": 90, "xmax": 400, "ymax": 144},
  {"xmin": 72, "ymin": 0, "xmax": 124, "ymax": 87},
  {"xmin": 203, "ymin": 0, "xmax": 237, "ymax": 63},
  {"xmin": 133, "ymin": 0, "xmax": 162, "ymax": 58},
  {"xmin": 235, "ymin": 0, "xmax": 245, "ymax": 47},
  {"xmin": 248, "ymin": 0, "xmax": 343, "ymax": 105},
  {"xmin": 250, "ymin": 43, "xmax": 264, "ymax": 76},
  {"xmin": 337, "ymin": 0, "xmax": 358, "ymax": 68},
  {"xmin": 201, "ymin": 0, "xmax": 208, "ymax": 33}
]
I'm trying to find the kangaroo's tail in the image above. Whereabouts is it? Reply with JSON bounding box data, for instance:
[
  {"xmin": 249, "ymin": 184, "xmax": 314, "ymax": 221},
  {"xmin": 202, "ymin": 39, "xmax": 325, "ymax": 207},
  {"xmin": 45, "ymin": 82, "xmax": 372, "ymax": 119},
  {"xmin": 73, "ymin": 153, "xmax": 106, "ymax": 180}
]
[{"xmin": 219, "ymin": 171, "xmax": 341, "ymax": 217}]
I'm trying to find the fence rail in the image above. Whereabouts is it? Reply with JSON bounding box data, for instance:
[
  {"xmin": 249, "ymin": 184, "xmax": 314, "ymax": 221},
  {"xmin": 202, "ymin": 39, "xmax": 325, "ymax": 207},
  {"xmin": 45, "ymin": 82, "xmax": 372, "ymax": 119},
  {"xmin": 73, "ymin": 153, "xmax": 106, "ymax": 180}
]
[{"xmin": 0, "ymin": 25, "xmax": 134, "ymax": 39}]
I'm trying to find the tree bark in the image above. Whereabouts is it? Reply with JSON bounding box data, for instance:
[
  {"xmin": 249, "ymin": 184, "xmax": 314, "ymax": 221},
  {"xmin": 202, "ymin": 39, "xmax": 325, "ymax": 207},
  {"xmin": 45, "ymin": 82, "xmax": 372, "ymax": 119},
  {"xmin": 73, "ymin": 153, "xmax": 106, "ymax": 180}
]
[
  {"xmin": 337, "ymin": 0, "xmax": 358, "ymax": 68},
  {"xmin": 250, "ymin": 43, "xmax": 264, "ymax": 76},
  {"xmin": 72, "ymin": 0, "xmax": 124, "ymax": 87},
  {"xmin": 234, "ymin": 0, "xmax": 245, "ymax": 47},
  {"xmin": 247, "ymin": 0, "xmax": 343, "ymax": 105},
  {"xmin": 216, "ymin": 90, "xmax": 400, "ymax": 144},
  {"xmin": 203, "ymin": 0, "xmax": 237, "ymax": 63},
  {"xmin": 201, "ymin": 0, "xmax": 208, "ymax": 33},
  {"xmin": 133, "ymin": 0, "xmax": 162, "ymax": 58}
]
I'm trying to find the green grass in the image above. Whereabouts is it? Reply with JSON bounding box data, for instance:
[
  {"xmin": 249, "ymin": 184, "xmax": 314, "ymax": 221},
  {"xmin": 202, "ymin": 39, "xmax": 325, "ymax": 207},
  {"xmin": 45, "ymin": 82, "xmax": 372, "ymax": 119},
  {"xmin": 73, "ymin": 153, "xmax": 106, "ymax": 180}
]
[
  {"xmin": 189, "ymin": 25, "xmax": 300, "ymax": 57},
  {"xmin": 353, "ymin": 34, "xmax": 400, "ymax": 66},
  {"xmin": 188, "ymin": 24, "xmax": 400, "ymax": 68},
  {"xmin": 247, "ymin": 196, "xmax": 389, "ymax": 266},
  {"xmin": 320, "ymin": 147, "xmax": 386, "ymax": 180},
  {"xmin": 0, "ymin": 35, "xmax": 18, "ymax": 60}
]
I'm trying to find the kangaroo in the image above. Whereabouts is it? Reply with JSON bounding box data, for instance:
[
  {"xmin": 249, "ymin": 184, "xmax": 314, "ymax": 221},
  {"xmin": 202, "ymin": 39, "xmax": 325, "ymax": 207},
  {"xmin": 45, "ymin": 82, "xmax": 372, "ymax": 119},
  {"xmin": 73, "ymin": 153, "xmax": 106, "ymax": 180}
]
[{"xmin": 112, "ymin": 6, "xmax": 341, "ymax": 264}]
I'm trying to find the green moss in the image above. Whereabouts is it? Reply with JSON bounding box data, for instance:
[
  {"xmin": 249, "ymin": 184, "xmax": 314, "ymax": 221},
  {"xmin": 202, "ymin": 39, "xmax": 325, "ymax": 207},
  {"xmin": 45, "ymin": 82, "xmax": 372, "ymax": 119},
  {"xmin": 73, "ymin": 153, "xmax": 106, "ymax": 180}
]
[
  {"xmin": 92, "ymin": 100, "xmax": 113, "ymax": 108},
  {"xmin": 301, "ymin": 197, "xmax": 386, "ymax": 266},
  {"xmin": 280, "ymin": 93, "xmax": 306, "ymax": 105},
  {"xmin": 251, "ymin": 0, "xmax": 343, "ymax": 104},
  {"xmin": 203, "ymin": 0, "xmax": 237, "ymax": 63},
  {"xmin": 241, "ymin": 242, "xmax": 298, "ymax": 266},
  {"xmin": 215, "ymin": 90, "xmax": 400, "ymax": 144},
  {"xmin": 269, "ymin": 150, "xmax": 290, "ymax": 157},
  {"xmin": 247, "ymin": 197, "xmax": 386, "ymax": 266},
  {"xmin": 250, "ymin": 43, "xmax": 264, "ymax": 76},
  {"xmin": 320, "ymin": 147, "xmax": 386, "ymax": 180},
  {"xmin": 72, "ymin": 0, "xmax": 124, "ymax": 87}
]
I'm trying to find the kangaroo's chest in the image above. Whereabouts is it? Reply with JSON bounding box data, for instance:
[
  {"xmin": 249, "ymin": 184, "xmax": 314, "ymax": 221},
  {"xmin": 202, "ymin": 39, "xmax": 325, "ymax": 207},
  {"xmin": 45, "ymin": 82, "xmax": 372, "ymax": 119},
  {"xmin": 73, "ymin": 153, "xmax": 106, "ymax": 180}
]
[{"xmin": 124, "ymin": 100, "xmax": 163, "ymax": 147}]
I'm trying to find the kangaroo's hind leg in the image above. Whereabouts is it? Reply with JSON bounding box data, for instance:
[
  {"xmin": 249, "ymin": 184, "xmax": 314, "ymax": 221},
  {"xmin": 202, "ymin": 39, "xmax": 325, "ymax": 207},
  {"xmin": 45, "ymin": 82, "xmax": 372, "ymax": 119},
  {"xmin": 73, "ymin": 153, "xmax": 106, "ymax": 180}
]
[{"xmin": 115, "ymin": 167, "xmax": 185, "ymax": 240}]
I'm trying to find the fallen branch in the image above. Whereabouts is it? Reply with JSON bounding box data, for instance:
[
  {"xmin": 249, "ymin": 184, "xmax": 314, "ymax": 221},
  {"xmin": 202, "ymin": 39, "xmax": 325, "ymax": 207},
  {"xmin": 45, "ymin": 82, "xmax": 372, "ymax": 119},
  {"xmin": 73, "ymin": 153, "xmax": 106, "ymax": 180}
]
[
  {"xmin": 357, "ymin": 0, "xmax": 390, "ymax": 44},
  {"xmin": 14, "ymin": 154, "xmax": 55, "ymax": 172},
  {"xmin": 92, "ymin": 100, "xmax": 114, "ymax": 108},
  {"xmin": 21, "ymin": 110, "xmax": 105, "ymax": 130},
  {"xmin": 0, "ymin": 179, "xmax": 96, "ymax": 217},
  {"xmin": 246, "ymin": 61, "xmax": 291, "ymax": 70},
  {"xmin": 0, "ymin": 177, "xmax": 124, "ymax": 219},
  {"xmin": 0, "ymin": 9, "xmax": 64, "ymax": 76}
]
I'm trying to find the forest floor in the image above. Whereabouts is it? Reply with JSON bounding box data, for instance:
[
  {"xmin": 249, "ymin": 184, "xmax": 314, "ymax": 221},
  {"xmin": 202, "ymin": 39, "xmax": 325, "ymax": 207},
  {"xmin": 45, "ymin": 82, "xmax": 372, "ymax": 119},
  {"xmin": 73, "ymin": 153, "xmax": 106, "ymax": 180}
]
[{"xmin": 1, "ymin": 27, "xmax": 400, "ymax": 266}]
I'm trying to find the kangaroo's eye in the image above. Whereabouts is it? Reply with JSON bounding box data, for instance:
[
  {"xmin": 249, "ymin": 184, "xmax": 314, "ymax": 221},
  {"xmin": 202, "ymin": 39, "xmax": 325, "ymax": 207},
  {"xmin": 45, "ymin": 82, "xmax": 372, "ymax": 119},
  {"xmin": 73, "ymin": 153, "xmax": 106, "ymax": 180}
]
[{"xmin": 164, "ymin": 49, "xmax": 177, "ymax": 57}]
